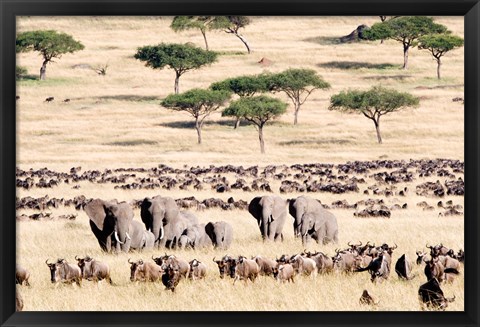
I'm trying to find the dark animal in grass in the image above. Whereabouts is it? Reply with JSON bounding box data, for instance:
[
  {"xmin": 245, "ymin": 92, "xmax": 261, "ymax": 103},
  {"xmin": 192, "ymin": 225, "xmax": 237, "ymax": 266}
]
[
  {"xmin": 359, "ymin": 290, "xmax": 379, "ymax": 305},
  {"xmin": 46, "ymin": 258, "xmax": 82, "ymax": 286},
  {"xmin": 45, "ymin": 97, "xmax": 54, "ymax": 102},
  {"xmin": 395, "ymin": 254, "xmax": 416, "ymax": 280},
  {"xmin": 418, "ymin": 277, "xmax": 455, "ymax": 310},
  {"xmin": 76, "ymin": 256, "xmax": 113, "ymax": 284},
  {"xmin": 162, "ymin": 263, "xmax": 181, "ymax": 292}
]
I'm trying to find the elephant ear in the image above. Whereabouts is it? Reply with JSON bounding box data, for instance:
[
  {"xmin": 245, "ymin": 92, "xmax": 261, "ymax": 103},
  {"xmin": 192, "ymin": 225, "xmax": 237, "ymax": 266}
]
[
  {"xmin": 248, "ymin": 197, "xmax": 262, "ymax": 220},
  {"xmin": 84, "ymin": 199, "xmax": 107, "ymax": 230}
]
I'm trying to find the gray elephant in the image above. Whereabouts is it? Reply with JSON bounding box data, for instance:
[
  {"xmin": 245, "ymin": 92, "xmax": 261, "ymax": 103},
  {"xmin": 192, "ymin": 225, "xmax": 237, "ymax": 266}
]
[
  {"xmin": 248, "ymin": 195, "xmax": 287, "ymax": 241},
  {"xmin": 205, "ymin": 221, "xmax": 233, "ymax": 250},
  {"xmin": 178, "ymin": 223, "xmax": 212, "ymax": 249},
  {"xmin": 289, "ymin": 195, "xmax": 339, "ymax": 245},
  {"xmin": 140, "ymin": 196, "xmax": 195, "ymax": 249},
  {"xmin": 128, "ymin": 220, "xmax": 155, "ymax": 251},
  {"xmin": 84, "ymin": 199, "xmax": 134, "ymax": 253}
]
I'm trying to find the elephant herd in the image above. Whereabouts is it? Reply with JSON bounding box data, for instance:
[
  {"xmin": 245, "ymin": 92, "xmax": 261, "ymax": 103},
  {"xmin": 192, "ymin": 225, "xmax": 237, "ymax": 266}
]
[
  {"xmin": 249, "ymin": 195, "xmax": 339, "ymax": 245},
  {"xmin": 83, "ymin": 194, "xmax": 339, "ymax": 254}
]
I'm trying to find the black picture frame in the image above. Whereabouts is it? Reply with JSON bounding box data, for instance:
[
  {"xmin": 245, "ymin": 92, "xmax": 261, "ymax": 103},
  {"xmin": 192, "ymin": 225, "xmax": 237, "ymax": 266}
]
[{"xmin": 1, "ymin": 1, "xmax": 478, "ymax": 326}]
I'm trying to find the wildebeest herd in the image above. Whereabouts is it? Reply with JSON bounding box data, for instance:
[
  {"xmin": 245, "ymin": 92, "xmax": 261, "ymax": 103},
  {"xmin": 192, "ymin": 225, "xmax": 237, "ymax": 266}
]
[{"xmin": 15, "ymin": 159, "xmax": 464, "ymax": 311}]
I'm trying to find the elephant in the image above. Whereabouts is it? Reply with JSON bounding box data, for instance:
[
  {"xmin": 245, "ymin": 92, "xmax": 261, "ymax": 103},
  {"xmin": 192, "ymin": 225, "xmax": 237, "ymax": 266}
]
[
  {"xmin": 84, "ymin": 199, "xmax": 134, "ymax": 253},
  {"xmin": 205, "ymin": 221, "xmax": 233, "ymax": 250},
  {"xmin": 140, "ymin": 196, "xmax": 195, "ymax": 249},
  {"xmin": 128, "ymin": 220, "xmax": 155, "ymax": 251},
  {"xmin": 248, "ymin": 195, "xmax": 287, "ymax": 242},
  {"xmin": 289, "ymin": 195, "xmax": 339, "ymax": 245},
  {"xmin": 178, "ymin": 223, "xmax": 213, "ymax": 249}
]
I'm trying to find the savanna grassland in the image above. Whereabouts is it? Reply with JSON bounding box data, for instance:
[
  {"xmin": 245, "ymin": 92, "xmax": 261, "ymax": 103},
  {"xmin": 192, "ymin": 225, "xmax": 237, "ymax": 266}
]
[{"xmin": 15, "ymin": 16, "xmax": 464, "ymax": 311}]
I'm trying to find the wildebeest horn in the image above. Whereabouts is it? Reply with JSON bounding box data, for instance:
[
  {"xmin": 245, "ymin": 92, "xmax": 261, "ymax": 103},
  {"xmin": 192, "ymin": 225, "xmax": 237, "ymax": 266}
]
[
  {"xmin": 128, "ymin": 258, "xmax": 133, "ymax": 264},
  {"xmin": 357, "ymin": 241, "xmax": 363, "ymax": 246},
  {"xmin": 75, "ymin": 255, "xmax": 80, "ymax": 260},
  {"xmin": 426, "ymin": 243, "xmax": 432, "ymax": 248},
  {"xmin": 392, "ymin": 243, "xmax": 398, "ymax": 250},
  {"xmin": 114, "ymin": 231, "xmax": 124, "ymax": 244},
  {"xmin": 45, "ymin": 259, "xmax": 51, "ymax": 265},
  {"xmin": 212, "ymin": 257, "xmax": 217, "ymax": 262}
]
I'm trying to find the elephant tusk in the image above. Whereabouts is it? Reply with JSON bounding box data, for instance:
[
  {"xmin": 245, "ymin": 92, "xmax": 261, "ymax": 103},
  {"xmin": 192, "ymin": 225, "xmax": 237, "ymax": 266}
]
[
  {"xmin": 114, "ymin": 231, "xmax": 124, "ymax": 244},
  {"xmin": 126, "ymin": 232, "xmax": 131, "ymax": 240},
  {"xmin": 159, "ymin": 226, "xmax": 164, "ymax": 240}
]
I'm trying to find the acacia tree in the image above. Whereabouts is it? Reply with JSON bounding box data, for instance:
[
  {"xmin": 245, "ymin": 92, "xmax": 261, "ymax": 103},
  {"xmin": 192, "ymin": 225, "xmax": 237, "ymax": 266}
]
[
  {"xmin": 267, "ymin": 68, "xmax": 330, "ymax": 125},
  {"xmin": 329, "ymin": 86, "xmax": 419, "ymax": 144},
  {"xmin": 134, "ymin": 43, "xmax": 217, "ymax": 94},
  {"xmin": 210, "ymin": 74, "xmax": 270, "ymax": 128},
  {"xmin": 16, "ymin": 30, "xmax": 84, "ymax": 80},
  {"xmin": 363, "ymin": 16, "xmax": 448, "ymax": 69},
  {"xmin": 418, "ymin": 34, "xmax": 464, "ymax": 79},
  {"xmin": 222, "ymin": 95, "xmax": 287, "ymax": 154},
  {"xmin": 225, "ymin": 16, "xmax": 252, "ymax": 54},
  {"xmin": 161, "ymin": 89, "xmax": 231, "ymax": 144},
  {"xmin": 171, "ymin": 16, "xmax": 226, "ymax": 51}
]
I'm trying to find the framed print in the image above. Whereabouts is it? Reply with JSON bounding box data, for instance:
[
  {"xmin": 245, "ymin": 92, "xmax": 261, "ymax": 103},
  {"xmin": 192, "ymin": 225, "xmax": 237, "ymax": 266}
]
[{"xmin": 1, "ymin": 0, "xmax": 479, "ymax": 326}]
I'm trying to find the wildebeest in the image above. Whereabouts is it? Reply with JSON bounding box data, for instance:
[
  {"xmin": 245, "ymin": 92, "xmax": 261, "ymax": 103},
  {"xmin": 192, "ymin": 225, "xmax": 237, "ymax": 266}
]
[
  {"xmin": 16, "ymin": 265, "xmax": 31, "ymax": 286},
  {"xmin": 76, "ymin": 256, "xmax": 113, "ymax": 284},
  {"xmin": 426, "ymin": 243, "xmax": 450, "ymax": 257},
  {"xmin": 272, "ymin": 263, "xmax": 295, "ymax": 283},
  {"xmin": 252, "ymin": 255, "xmax": 277, "ymax": 276},
  {"xmin": 303, "ymin": 250, "xmax": 334, "ymax": 274},
  {"xmin": 162, "ymin": 263, "xmax": 181, "ymax": 292},
  {"xmin": 46, "ymin": 258, "xmax": 82, "ymax": 286},
  {"xmin": 333, "ymin": 250, "xmax": 357, "ymax": 273},
  {"xmin": 188, "ymin": 259, "xmax": 206, "ymax": 280},
  {"xmin": 359, "ymin": 290, "xmax": 379, "ymax": 305},
  {"xmin": 45, "ymin": 96, "xmax": 54, "ymax": 102},
  {"xmin": 129, "ymin": 259, "xmax": 163, "ymax": 282},
  {"xmin": 153, "ymin": 254, "xmax": 190, "ymax": 279},
  {"xmin": 213, "ymin": 255, "xmax": 235, "ymax": 279},
  {"xmin": 394, "ymin": 254, "xmax": 415, "ymax": 280},
  {"xmin": 289, "ymin": 254, "xmax": 317, "ymax": 277},
  {"xmin": 416, "ymin": 251, "xmax": 427, "ymax": 265},
  {"xmin": 418, "ymin": 277, "xmax": 455, "ymax": 310},
  {"xmin": 355, "ymin": 251, "xmax": 390, "ymax": 283},
  {"xmin": 233, "ymin": 256, "xmax": 260, "ymax": 285}
]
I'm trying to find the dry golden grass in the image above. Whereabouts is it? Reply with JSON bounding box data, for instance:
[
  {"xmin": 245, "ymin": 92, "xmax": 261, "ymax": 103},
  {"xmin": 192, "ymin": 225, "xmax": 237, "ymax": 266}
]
[{"xmin": 15, "ymin": 16, "xmax": 464, "ymax": 311}]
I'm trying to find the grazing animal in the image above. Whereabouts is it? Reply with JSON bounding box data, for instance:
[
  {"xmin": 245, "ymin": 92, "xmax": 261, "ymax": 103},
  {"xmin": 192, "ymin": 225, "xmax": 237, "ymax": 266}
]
[
  {"xmin": 304, "ymin": 250, "xmax": 334, "ymax": 274},
  {"xmin": 418, "ymin": 278, "xmax": 455, "ymax": 310},
  {"xmin": 213, "ymin": 255, "xmax": 235, "ymax": 279},
  {"xmin": 46, "ymin": 259, "xmax": 82, "ymax": 286},
  {"xmin": 333, "ymin": 250, "xmax": 357, "ymax": 273},
  {"xmin": 425, "ymin": 255, "xmax": 460, "ymax": 283},
  {"xmin": 45, "ymin": 97, "xmax": 54, "ymax": 102},
  {"xmin": 188, "ymin": 259, "xmax": 207, "ymax": 280},
  {"xmin": 416, "ymin": 251, "xmax": 427, "ymax": 265},
  {"xmin": 359, "ymin": 290, "xmax": 379, "ymax": 305},
  {"xmin": 152, "ymin": 254, "xmax": 190, "ymax": 279},
  {"xmin": 15, "ymin": 265, "xmax": 31, "ymax": 286},
  {"xmin": 129, "ymin": 259, "xmax": 163, "ymax": 282},
  {"xmin": 75, "ymin": 256, "xmax": 113, "ymax": 284},
  {"xmin": 252, "ymin": 255, "xmax": 277, "ymax": 276},
  {"xmin": 395, "ymin": 254, "xmax": 415, "ymax": 280},
  {"xmin": 355, "ymin": 251, "xmax": 390, "ymax": 283},
  {"xmin": 162, "ymin": 263, "xmax": 181, "ymax": 292},
  {"xmin": 233, "ymin": 256, "xmax": 260, "ymax": 285},
  {"xmin": 63, "ymin": 98, "xmax": 71, "ymax": 103},
  {"xmin": 289, "ymin": 254, "xmax": 317, "ymax": 277},
  {"xmin": 272, "ymin": 263, "xmax": 295, "ymax": 283}
]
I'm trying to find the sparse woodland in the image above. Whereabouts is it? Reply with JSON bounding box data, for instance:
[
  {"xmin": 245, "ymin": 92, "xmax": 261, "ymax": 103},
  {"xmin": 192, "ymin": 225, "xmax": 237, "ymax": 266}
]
[{"xmin": 15, "ymin": 16, "xmax": 464, "ymax": 311}]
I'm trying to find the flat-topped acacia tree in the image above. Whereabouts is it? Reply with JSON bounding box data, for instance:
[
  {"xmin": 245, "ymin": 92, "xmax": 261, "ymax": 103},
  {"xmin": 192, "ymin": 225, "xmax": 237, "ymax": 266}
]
[
  {"xmin": 161, "ymin": 88, "xmax": 231, "ymax": 144},
  {"xmin": 134, "ymin": 43, "xmax": 218, "ymax": 94},
  {"xmin": 329, "ymin": 86, "xmax": 419, "ymax": 144},
  {"xmin": 171, "ymin": 16, "xmax": 225, "ymax": 51},
  {"xmin": 210, "ymin": 74, "xmax": 270, "ymax": 128},
  {"xmin": 266, "ymin": 68, "xmax": 330, "ymax": 125},
  {"xmin": 418, "ymin": 34, "xmax": 464, "ymax": 79},
  {"xmin": 363, "ymin": 16, "xmax": 448, "ymax": 70},
  {"xmin": 16, "ymin": 30, "xmax": 84, "ymax": 80},
  {"xmin": 222, "ymin": 95, "xmax": 287, "ymax": 154}
]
